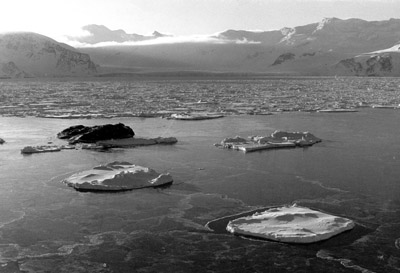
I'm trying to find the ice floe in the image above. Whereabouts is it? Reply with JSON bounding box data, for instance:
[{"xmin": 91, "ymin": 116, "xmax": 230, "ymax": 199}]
[
  {"xmin": 169, "ymin": 113, "xmax": 224, "ymax": 120},
  {"xmin": 97, "ymin": 137, "xmax": 178, "ymax": 147},
  {"xmin": 62, "ymin": 161, "xmax": 173, "ymax": 191},
  {"xmin": 226, "ymin": 205, "xmax": 355, "ymax": 243},
  {"xmin": 21, "ymin": 145, "xmax": 62, "ymax": 154},
  {"xmin": 216, "ymin": 130, "xmax": 321, "ymax": 152},
  {"xmin": 317, "ymin": 108, "xmax": 358, "ymax": 113}
]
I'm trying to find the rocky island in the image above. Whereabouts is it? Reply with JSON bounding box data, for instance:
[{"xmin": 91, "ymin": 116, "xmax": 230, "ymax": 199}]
[
  {"xmin": 0, "ymin": 138, "xmax": 4, "ymax": 144},
  {"xmin": 57, "ymin": 123, "xmax": 177, "ymax": 148},
  {"xmin": 62, "ymin": 161, "xmax": 173, "ymax": 191},
  {"xmin": 20, "ymin": 123, "xmax": 178, "ymax": 154},
  {"xmin": 216, "ymin": 130, "xmax": 321, "ymax": 152},
  {"xmin": 226, "ymin": 205, "xmax": 355, "ymax": 243},
  {"xmin": 57, "ymin": 123, "xmax": 135, "ymax": 144}
]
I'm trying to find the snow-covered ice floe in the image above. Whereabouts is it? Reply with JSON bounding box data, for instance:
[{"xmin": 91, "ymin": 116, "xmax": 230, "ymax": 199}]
[
  {"xmin": 62, "ymin": 161, "xmax": 173, "ymax": 191},
  {"xmin": 317, "ymin": 108, "xmax": 358, "ymax": 113},
  {"xmin": 21, "ymin": 145, "xmax": 62, "ymax": 154},
  {"xmin": 371, "ymin": 104, "xmax": 399, "ymax": 109},
  {"xmin": 169, "ymin": 113, "xmax": 224, "ymax": 120},
  {"xmin": 226, "ymin": 205, "xmax": 355, "ymax": 243},
  {"xmin": 97, "ymin": 137, "xmax": 178, "ymax": 147},
  {"xmin": 215, "ymin": 130, "xmax": 321, "ymax": 152}
]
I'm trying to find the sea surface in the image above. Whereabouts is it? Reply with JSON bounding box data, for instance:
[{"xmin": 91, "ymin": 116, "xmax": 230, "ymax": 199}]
[{"xmin": 0, "ymin": 78, "xmax": 400, "ymax": 272}]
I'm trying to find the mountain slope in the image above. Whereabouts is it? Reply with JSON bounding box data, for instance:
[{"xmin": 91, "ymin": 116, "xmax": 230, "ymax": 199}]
[
  {"xmin": 80, "ymin": 43, "xmax": 280, "ymax": 74},
  {"xmin": 218, "ymin": 17, "xmax": 400, "ymax": 53},
  {"xmin": 78, "ymin": 18, "xmax": 400, "ymax": 76},
  {"xmin": 0, "ymin": 61, "xmax": 29, "ymax": 78},
  {"xmin": 0, "ymin": 32, "xmax": 97, "ymax": 77},
  {"xmin": 333, "ymin": 44, "xmax": 400, "ymax": 76}
]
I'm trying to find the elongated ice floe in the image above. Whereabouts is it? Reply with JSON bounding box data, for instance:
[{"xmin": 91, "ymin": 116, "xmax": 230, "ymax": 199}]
[
  {"xmin": 226, "ymin": 205, "xmax": 355, "ymax": 243},
  {"xmin": 62, "ymin": 161, "xmax": 173, "ymax": 191},
  {"xmin": 216, "ymin": 130, "xmax": 321, "ymax": 152},
  {"xmin": 97, "ymin": 137, "xmax": 178, "ymax": 147},
  {"xmin": 169, "ymin": 113, "xmax": 224, "ymax": 120},
  {"xmin": 317, "ymin": 108, "xmax": 358, "ymax": 113},
  {"xmin": 21, "ymin": 145, "xmax": 61, "ymax": 154}
]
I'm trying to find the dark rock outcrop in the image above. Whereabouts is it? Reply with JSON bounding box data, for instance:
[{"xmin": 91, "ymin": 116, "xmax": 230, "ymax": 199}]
[
  {"xmin": 57, "ymin": 123, "xmax": 135, "ymax": 144},
  {"xmin": 365, "ymin": 55, "xmax": 393, "ymax": 75},
  {"xmin": 0, "ymin": 62, "xmax": 28, "ymax": 78},
  {"xmin": 334, "ymin": 53, "xmax": 398, "ymax": 76},
  {"xmin": 0, "ymin": 138, "xmax": 5, "ymax": 144},
  {"xmin": 271, "ymin": 53, "xmax": 295, "ymax": 66},
  {"xmin": 335, "ymin": 58, "xmax": 363, "ymax": 74},
  {"xmin": 57, "ymin": 125, "xmax": 91, "ymax": 139}
]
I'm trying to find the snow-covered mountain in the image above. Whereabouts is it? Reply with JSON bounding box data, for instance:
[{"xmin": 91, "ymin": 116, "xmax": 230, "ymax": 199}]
[
  {"xmin": 0, "ymin": 32, "xmax": 97, "ymax": 78},
  {"xmin": 218, "ymin": 18, "xmax": 400, "ymax": 53},
  {"xmin": 78, "ymin": 17, "xmax": 400, "ymax": 76},
  {"xmin": 3, "ymin": 18, "xmax": 400, "ymax": 77}
]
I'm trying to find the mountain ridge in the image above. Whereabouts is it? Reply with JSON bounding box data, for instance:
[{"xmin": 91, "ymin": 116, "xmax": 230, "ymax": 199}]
[
  {"xmin": 3, "ymin": 17, "xmax": 400, "ymax": 77},
  {"xmin": 0, "ymin": 32, "xmax": 97, "ymax": 78},
  {"xmin": 78, "ymin": 17, "xmax": 400, "ymax": 76},
  {"xmin": 218, "ymin": 17, "xmax": 400, "ymax": 51}
]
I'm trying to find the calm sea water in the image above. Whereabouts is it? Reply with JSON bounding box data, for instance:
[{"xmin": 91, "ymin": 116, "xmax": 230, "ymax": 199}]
[{"xmin": 0, "ymin": 79, "xmax": 400, "ymax": 272}]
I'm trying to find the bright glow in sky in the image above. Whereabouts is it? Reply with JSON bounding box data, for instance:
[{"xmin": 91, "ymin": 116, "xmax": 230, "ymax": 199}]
[{"xmin": 1, "ymin": 0, "xmax": 399, "ymax": 42}]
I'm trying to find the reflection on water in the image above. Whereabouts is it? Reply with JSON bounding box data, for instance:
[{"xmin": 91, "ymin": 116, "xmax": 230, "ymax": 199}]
[{"xmin": 0, "ymin": 109, "xmax": 400, "ymax": 272}]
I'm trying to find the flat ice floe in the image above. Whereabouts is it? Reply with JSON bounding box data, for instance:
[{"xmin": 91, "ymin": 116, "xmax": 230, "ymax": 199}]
[
  {"xmin": 226, "ymin": 205, "xmax": 355, "ymax": 243},
  {"xmin": 63, "ymin": 161, "xmax": 173, "ymax": 191},
  {"xmin": 21, "ymin": 145, "xmax": 61, "ymax": 154},
  {"xmin": 97, "ymin": 137, "xmax": 178, "ymax": 147},
  {"xmin": 216, "ymin": 130, "xmax": 321, "ymax": 152},
  {"xmin": 317, "ymin": 108, "xmax": 358, "ymax": 113},
  {"xmin": 169, "ymin": 113, "xmax": 224, "ymax": 120}
]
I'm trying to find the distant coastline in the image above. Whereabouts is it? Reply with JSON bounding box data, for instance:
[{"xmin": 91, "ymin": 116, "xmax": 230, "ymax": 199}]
[{"xmin": 94, "ymin": 70, "xmax": 297, "ymax": 79}]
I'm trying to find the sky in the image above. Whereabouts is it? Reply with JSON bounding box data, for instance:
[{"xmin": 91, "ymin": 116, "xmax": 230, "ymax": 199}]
[{"xmin": 1, "ymin": 0, "xmax": 399, "ymax": 43}]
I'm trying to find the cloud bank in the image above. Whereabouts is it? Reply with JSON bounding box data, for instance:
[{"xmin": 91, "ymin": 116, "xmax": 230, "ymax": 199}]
[{"xmin": 66, "ymin": 25, "xmax": 260, "ymax": 47}]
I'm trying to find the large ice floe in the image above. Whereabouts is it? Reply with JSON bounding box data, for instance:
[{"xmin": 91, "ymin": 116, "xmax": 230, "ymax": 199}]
[
  {"xmin": 216, "ymin": 130, "xmax": 321, "ymax": 152},
  {"xmin": 226, "ymin": 205, "xmax": 355, "ymax": 243},
  {"xmin": 62, "ymin": 161, "xmax": 173, "ymax": 191}
]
